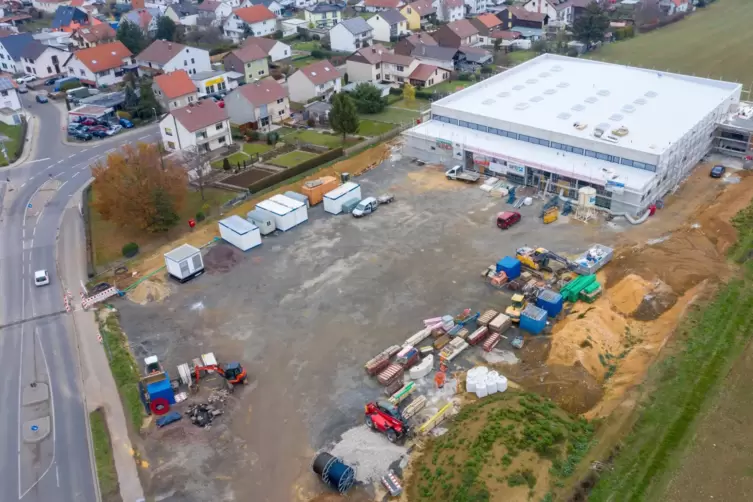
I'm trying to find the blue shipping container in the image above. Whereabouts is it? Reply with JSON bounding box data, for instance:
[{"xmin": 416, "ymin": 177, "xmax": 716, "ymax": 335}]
[
  {"xmin": 536, "ymin": 289, "xmax": 563, "ymax": 317},
  {"xmin": 520, "ymin": 305, "xmax": 547, "ymax": 335},
  {"xmin": 496, "ymin": 256, "xmax": 521, "ymax": 279}
]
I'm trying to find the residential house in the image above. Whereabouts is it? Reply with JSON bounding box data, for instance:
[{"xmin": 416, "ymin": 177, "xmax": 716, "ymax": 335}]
[
  {"xmin": 122, "ymin": 8, "xmax": 161, "ymax": 36},
  {"xmin": 281, "ymin": 17, "xmax": 307, "ymax": 36},
  {"xmin": 19, "ymin": 40, "xmax": 67, "ymax": 78},
  {"xmin": 153, "ymin": 69, "xmax": 199, "ymax": 110},
  {"xmin": 295, "ymin": 0, "xmax": 316, "ymax": 9},
  {"xmin": 223, "ymin": 5, "xmax": 276, "ymax": 42},
  {"xmin": 0, "ymin": 36, "xmax": 17, "ymax": 73},
  {"xmin": 32, "ymin": 30, "xmax": 73, "ymax": 50},
  {"xmin": 456, "ymin": 45, "xmax": 491, "ymax": 69},
  {"xmin": 659, "ymin": 0, "xmax": 689, "ymax": 15},
  {"xmin": 0, "ymin": 32, "xmax": 34, "ymax": 73},
  {"xmin": 51, "ymin": 5, "xmax": 90, "ymax": 31},
  {"xmin": 408, "ymin": 63, "xmax": 448, "ymax": 88},
  {"xmin": 367, "ymin": 9, "xmax": 408, "ymax": 42},
  {"xmin": 469, "ymin": 12, "xmax": 503, "ymax": 45},
  {"xmin": 160, "ymin": 99, "xmax": 232, "ymax": 153},
  {"xmin": 225, "ymin": 77, "xmax": 289, "ymax": 130},
  {"xmin": 433, "ymin": 0, "xmax": 463, "ymax": 23},
  {"xmin": 63, "ymin": 41, "xmax": 135, "ymax": 87},
  {"xmin": 521, "ymin": 0, "xmax": 588, "ymax": 27},
  {"xmin": 191, "ymin": 70, "xmax": 239, "ymax": 97},
  {"xmin": 197, "ymin": 1, "xmax": 232, "ymax": 26},
  {"xmin": 287, "ymin": 59, "xmax": 341, "ymax": 103},
  {"xmin": 497, "ymin": 6, "xmax": 548, "ymax": 30},
  {"xmin": 222, "ymin": 43, "xmax": 269, "ymax": 83},
  {"xmin": 136, "ymin": 40, "xmax": 211, "ymax": 76},
  {"xmin": 304, "ymin": 2, "xmax": 344, "ymax": 29},
  {"xmin": 489, "ymin": 29, "xmax": 522, "ymax": 48},
  {"xmin": 394, "ymin": 32, "xmax": 435, "ymax": 56},
  {"xmin": 32, "ymin": 0, "xmax": 72, "ymax": 14},
  {"xmin": 400, "ymin": 0, "xmax": 435, "ymax": 30},
  {"xmin": 361, "ymin": 0, "xmax": 404, "ymax": 13},
  {"xmin": 72, "ymin": 23, "xmax": 117, "ymax": 48},
  {"xmin": 164, "ymin": 3, "xmax": 199, "ymax": 28},
  {"xmin": 0, "ymin": 76, "xmax": 22, "ymax": 114},
  {"xmin": 409, "ymin": 43, "xmax": 455, "ymax": 70},
  {"xmin": 345, "ymin": 43, "xmax": 418, "ymax": 84},
  {"xmin": 243, "ymin": 0, "xmax": 283, "ymax": 17},
  {"xmin": 464, "ymin": 0, "xmax": 486, "ymax": 16},
  {"xmin": 329, "ymin": 17, "xmax": 373, "ymax": 53},
  {"xmin": 242, "ymin": 35, "xmax": 290, "ymax": 62},
  {"xmin": 433, "ymin": 19, "xmax": 479, "ymax": 48}
]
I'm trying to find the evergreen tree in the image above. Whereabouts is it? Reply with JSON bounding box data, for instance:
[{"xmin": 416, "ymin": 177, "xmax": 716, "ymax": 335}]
[
  {"xmin": 124, "ymin": 84, "xmax": 139, "ymax": 113},
  {"xmin": 137, "ymin": 83, "xmax": 162, "ymax": 119},
  {"xmin": 572, "ymin": 2, "xmax": 610, "ymax": 48},
  {"xmin": 148, "ymin": 187, "xmax": 180, "ymax": 233},
  {"xmin": 155, "ymin": 16, "xmax": 177, "ymax": 41},
  {"xmin": 330, "ymin": 93, "xmax": 359, "ymax": 143},
  {"xmin": 117, "ymin": 21, "xmax": 147, "ymax": 54}
]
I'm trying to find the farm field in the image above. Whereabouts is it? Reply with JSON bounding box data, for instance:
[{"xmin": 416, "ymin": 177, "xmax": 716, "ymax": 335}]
[{"xmin": 591, "ymin": 0, "xmax": 753, "ymax": 86}]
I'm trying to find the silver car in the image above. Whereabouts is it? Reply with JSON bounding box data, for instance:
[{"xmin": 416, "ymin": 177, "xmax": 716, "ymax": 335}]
[{"xmin": 352, "ymin": 197, "xmax": 378, "ymax": 218}]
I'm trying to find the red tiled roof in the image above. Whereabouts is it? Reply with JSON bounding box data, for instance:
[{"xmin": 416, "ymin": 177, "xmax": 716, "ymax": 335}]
[
  {"xmin": 73, "ymin": 41, "xmax": 132, "ymax": 73},
  {"xmin": 348, "ymin": 44, "xmax": 414, "ymax": 66},
  {"xmin": 137, "ymin": 40, "xmax": 187, "ymax": 65},
  {"xmin": 242, "ymin": 36, "xmax": 276, "ymax": 54},
  {"xmin": 446, "ymin": 19, "xmax": 479, "ymax": 38},
  {"xmin": 406, "ymin": 32, "xmax": 436, "ymax": 46},
  {"xmin": 407, "ymin": 0, "xmax": 435, "ymax": 16},
  {"xmin": 475, "ymin": 13, "xmax": 501, "ymax": 28},
  {"xmin": 70, "ymin": 0, "xmax": 83, "ymax": 6},
  {"xmin": 154, "ymin": 70, "xmax": 196, "ymax": 99},
  {"xmin": 491, "ymin": 30, "xmax": 521, "ymax": 40},
  {"xmin": 229, "ymin": 43, "xmax": 266, "ymax": 62},
  {"xmin": 233, "ymin": 5, "xmax": 275, "ymax": 24},
  {"xmin": 75, "ymin": 23, "xmax": 116, "ymax": 43},
  {"xmin": 197, "ymin": 1, "xmax": 221, "ymax": 12},
  {"xmin": 235, "ymin": 78, "xmax": 287, "ymax": 106},
  {"xmin": 297, "ymin": 59, "xmax": 340, "ymax": 85},
  {"xmin": 409, "ymin": 63, "xmax": 437, "ymax": 81},
  {"xmin": 507, "ymin": 6, "xmax": 547, "ymax": 23},
  {"xmin": 364, "ymin": 0, "xmax": 402, "ymax": 8},
  {"xmin": 170, "ymin": 99, "xmax": 228, "ymax": 132}
]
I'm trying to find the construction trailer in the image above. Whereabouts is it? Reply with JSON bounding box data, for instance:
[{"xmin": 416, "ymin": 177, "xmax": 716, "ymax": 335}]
[
  {"xmin": 256, "ymin": 199, "xmax": 298, "ymax": 231},
  {"xmin": 219, "ymin": 215, "xmax": 262, "ymax": 251},
  {"xmin": 269, "ymin": 194, "xmax": 308, "ymax": 226},
  {"xmin": 324, "ymin": 182, "xmax": 362, "ymax": 215},
  {"xmin": 164, "ymin": 244, "xmax": 205, "ymax": 283},
  {"xmin": 246, "ymin": 209, "xmax": 276, "ymax": 235}
]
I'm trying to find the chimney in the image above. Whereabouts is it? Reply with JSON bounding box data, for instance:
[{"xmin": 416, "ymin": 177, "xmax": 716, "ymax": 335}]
[{"xmin": 168, "ymin": 42, "xmax": 172, "ymax": 49}]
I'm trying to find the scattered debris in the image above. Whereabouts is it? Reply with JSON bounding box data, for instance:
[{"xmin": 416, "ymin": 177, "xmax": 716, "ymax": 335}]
[{"xmin": 186, "ymin": 403, "xmax": 224, "ymax": 428}]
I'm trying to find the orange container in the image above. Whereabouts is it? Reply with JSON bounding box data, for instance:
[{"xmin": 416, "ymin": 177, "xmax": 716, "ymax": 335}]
[{"xmin": 302, "ymin": 176, "xmax": 339, "ymax": 205}]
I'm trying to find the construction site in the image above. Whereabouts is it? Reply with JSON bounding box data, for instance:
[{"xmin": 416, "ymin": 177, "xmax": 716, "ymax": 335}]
[{"xmin": 103, "ymin": 140, "xmax": 753, "ymax": 501}]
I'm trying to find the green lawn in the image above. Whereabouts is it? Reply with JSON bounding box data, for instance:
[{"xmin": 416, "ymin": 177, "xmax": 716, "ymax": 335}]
[
  {"xmin": 269, "ymin": 150, "xmax": 319, "ymax": 167},
  {"xmin": 389, "ymin": 98, "xmax": 431, "ymax": 111},
  {"xmin": 428, "ymin": 80, "xmax": 473, "ymax": 94},
  {"xmin": 590, "ymin": 0, "xmax": 753, "ymax": 85},
  {"xmin": 0, "ymin": 122, "xmax": 23, "ymax": 166},
  {"xmin": 358, "ymin": 119, "xmax": 395, "ymax": 136},
  {"xmin": 291, "ymin": 56, "xmax": 315, "ymax": 68},
  {"xmin": 286, "ymin": 129, "xmax": 346, "ymax": 148},
  {"xmin": 212, "ymin": 151, "xmax": 248, "ymax": 169},
  {"xmin": 89, "ymin": 409, "xmax": 119, "ymax": 501},
  {"xmin": 275, "ymin": 127, "xmax": 296, "ymax": 137},
  {"xmin": 291, "ymin": 41, "xmax": 321, "ymax": 52},
  {"xmin": 359, "ymin": 106, "xmax": 420, "ymax": 125},
  {"xmin": 507, "ymin": 50, "xmax": 537, "ymax": 65},
  {"xmin": 243, "ymin": 142, "xmax": 272, "ymax": 155}
]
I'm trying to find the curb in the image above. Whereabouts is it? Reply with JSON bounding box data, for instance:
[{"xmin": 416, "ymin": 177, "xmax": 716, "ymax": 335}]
[{"xmin": 0, "ymin": 113, "xmax": 38, "ymax": 172}]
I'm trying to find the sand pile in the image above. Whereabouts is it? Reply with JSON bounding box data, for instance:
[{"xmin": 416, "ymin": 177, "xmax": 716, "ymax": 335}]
[
  {"xmin": 127, "ymin": 276, "xmax": 171, "ymax": 305},
  {"xmin": 607, "ymin": 273, "xmax": 654, "ymax": 315},
  {"xmin": 406, "ymin": 165, "xmax": 465, "ymax": 192},
  {"xmin": 696, "ymin": 171, "xmax": 753, "ymax": 253}
]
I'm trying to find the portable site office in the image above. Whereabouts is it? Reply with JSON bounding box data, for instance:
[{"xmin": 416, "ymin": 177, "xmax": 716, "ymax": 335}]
[
  {"xmin": 256, "ymin": 199, "xmax": 298, "ymax": 231},
  {"xmin": 219, "ymin": 215, "xmax": 262, "ymax": 251},
  {"xmin": 323, "ymin": 182, "xmax": 362, "ymax": 215},
  {"xmin": 284, "ymin": 191, "xmax": 310, "ymax": 208},
  {"xmin": 164, "ymin": 244, "xmax": 204, "ymax": 283},
  {"xmin": 269, "ymin": 194, "xmax": 308, "ymax": 226},
  {"xmin": 246, "ymin": 209, "xmax": 276, "ymax": 235}
]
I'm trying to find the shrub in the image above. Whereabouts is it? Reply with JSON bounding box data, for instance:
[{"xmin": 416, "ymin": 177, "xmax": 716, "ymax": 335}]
[
  {"xmin": 458, "ymin": 72, "xmax": 471, "ymax": 81},
  {"xmin": 567, "ymin": 47, "xmax": 579, "ymax": 58},
  {"xmin": 307, "ymin": 116, "xmax": 316, "ymax": 127},
  {"xmin": 343, "ymin": 72, "xmax": 349, "ymax": 85},
  {"xmin": 122, "ymin": 242, "xmax": 139, "ymax": 258},
  {"xmin": 311, "ymin": 49, "xmax": 325, "ymax": 59},
  {"xmin": 312, "ymin": 34, "xmax": 320, "ymax": 40},
  {"xmin": 116, "ymin": 110, "xmax": 131, "ymax": 120},
  {"xmin": 61, "ymin": 81, "xmax": 81, "ymax": 92},
  {"xmin": 223, "ymin": 158, "xmax": 231, "ymax": 171},
  {"xmin": 248, "ymin": 130, "xmax": 260, "ymax": 141},
  {"xmin": 195, "ymin": 211, "xmax": 205, "ymax": 222},
  {"xmin": 273, "ymin": 30, "xmax": 283, "ymax": 39},
  {"xmin": 266, "ymin": 131, "xmax": 279, "ymax": 145}
]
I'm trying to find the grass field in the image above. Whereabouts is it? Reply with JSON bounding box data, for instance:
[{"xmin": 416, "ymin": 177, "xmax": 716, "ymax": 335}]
[
  {"xmin": 591, "ymin": 0, "xmax": 753, "ymax": 86},
  {"xmin": 285, "ymin": 129, "xmax": 349, "ymax": 148},
  {"xmin": 89, "ymin": 409, "xmax": 120, "ymax": 502},
  {"xmin": 290, "ymin": 40, "xmax": 320, "ymax": 52},
  {"xmin": 269, "ymin": 150, "xmax": 318, "ymax": 167},
  {"xmin": 358, "ymin": 119, "xmax": 395, "ymax": 136},
  {"xmin": 589, "ymin": 200, "xmax": 753, "ymax": 502},
  {"xmin": 243, "ymin": 142, "xmax": 273, "ymax": 155},
  {"xmin": 428, "ymin": 80, "xmax": 473, "ymax": 94},
  {"xmin": 0, "ymin": 123, "xmax": 23, "ymax": 167},
  {"xmin": 359, "ymin": 106, "xmax": 420, "ymax": 125},
  {"xmin": 90, "ymin": 187, "xmax": 236, "ymax": 266},
  {"xmin": 291, "ymin": 56, "xmax": 315, "ymax": 68}
]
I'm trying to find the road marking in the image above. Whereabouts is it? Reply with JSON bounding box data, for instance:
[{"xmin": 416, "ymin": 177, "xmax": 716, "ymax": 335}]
[
  {"xmin": 45, "ymin": 165, "xmax": 52, "ymax": 171},
  {"xmin": 35, "ymin": 210, "xmax": 43, "ymax": 226},
  {"xmin": 22, "ymin": 228, "xmax": 24, "ymax": 239},
  {"xmin": 29, "ymin": 238, "xmax": 33, "ymax": 249},
  {"xmin": 105, "ymin": 148, "xmax": 116, "ymax": 154},
  {"xmin": 56, "ymin": 160, "xmax": 62, "ymax": 164},
  {"xmin": 24, "ymin": 158, "xmax": 51, "ymax": 164},
  {"xmin": 138, "ymin": 135, "xmax": 150, "ymax": 140},
  {"xmin": 32, "ymin": 227, "xmax": 35, "ymax": 237},
  {"xmin": 67, "ymin": 154, "xmax": 75, "ymax": 159},
  {"xmin": 56, "ymin": 465, "xmax": 59, "ymax": 487},
  {"xmin": 58, "ymin": 181, "xmax": 68, "ymax": 190},
  {"xmin": 28, "ymin": 175, "xmax": 34, "ymax": 181},
  {"xmin": 16, "ymin": 322, "xmax": 24, "ymax": 499},
  {"xmin": 20, "ymin": 182, "xmax": 25, "ymax": 188},
  {"xmin": 81, "ymin": 148, "xmax": 90, "ymax": 152},
  {"xmin": 71, "ymin": 172, "xmax": 79, "ymax": 178}
]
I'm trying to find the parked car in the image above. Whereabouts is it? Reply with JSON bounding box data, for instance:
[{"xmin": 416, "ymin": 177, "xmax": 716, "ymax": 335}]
[
  {"xmin": 710, "ymin": 165, "xmax": 726, "ymax": 178},
  {"xmin": 78, "ymin": 117, "xmax": 98, "ymax": 126},
  {"xmin": 352, "ymin": 197, "xmax": 378, "ymax": 218},
  {"xmin": 496, "ymin": 211, "xmax": 521, "ymax": 230},
  {"xmin": 35, "ymin": 94, "xmax": 48, "ymax": 103},
  {"xmin": 70, "ymin": 130, "xmax": 92, "ymax": 141},
  {"xmin": 17, "ymin": 85, "xmax": 28, "ymax": 94},
  {"xmin": 90, "ymin": 129, "xmax": 108, "ymax": 139},
  {"xmin": 119, "ymin": 118, "xmax": 133, "ymax": 128},
  {"xmin": 15, "ymin": 75, "xmax": 35, "ymax": 84},
  {"xmin": 43, "ymin": 77, "xmax": 57, "ymax": 86},
  {"xmin": 106, "ymin": 124, "xmax": 122, "ymax": 136}
]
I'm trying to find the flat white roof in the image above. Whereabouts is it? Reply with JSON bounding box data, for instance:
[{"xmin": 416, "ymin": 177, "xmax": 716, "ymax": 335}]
[
  {"xmin": 165, "ymin": 243, "xmax": 200, "ymax": 262},
  {"xmin": 325, "ymin": 181, "xmax": 360, "ymax": 200},
  {"xmin": 270, "ymin": 194, "xmax": 304, "ymax": 210},
  {"xmin": 220, "ymin": 215, "xmax": 258, "ymax": 235},
  {"xmin": 434, "ymin": 54, "xmax": 740, "ymax": 155},
  {"xmin": 408, "ymin": 121, "xmax": 657, "ymax": 191},
  {"xmin": 257, "ymin": 199, "xmax": 293, "ymax": 216}
]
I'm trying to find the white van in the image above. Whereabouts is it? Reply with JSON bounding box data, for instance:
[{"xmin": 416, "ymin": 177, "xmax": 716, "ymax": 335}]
[{"xmin": 34, "ymin": 270, "xmax": 50, "ymax": 286}]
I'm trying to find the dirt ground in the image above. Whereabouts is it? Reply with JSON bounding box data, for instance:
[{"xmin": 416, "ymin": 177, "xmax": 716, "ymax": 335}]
[{"xmin": 114, "ymin": 150, "xmax": 753, "ymax": 502}]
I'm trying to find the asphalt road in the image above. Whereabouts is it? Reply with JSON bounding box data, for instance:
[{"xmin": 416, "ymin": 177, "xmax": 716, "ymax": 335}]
[{"xmin": 0, "ymin": 94, "xmax": 159, "ymax": 502}]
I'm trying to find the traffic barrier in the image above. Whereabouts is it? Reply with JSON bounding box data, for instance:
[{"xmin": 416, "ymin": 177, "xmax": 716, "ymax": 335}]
[
  {"xmin": 381, "ymin": 470, "xmax": 402, "ymax": 496},
  {"xmin": 96, "ymin": 332, "xmax": 102, "ymax": 343},
  {"xmin": 81, "ymin": 286, "xmax": 118, "ymax": 309}
]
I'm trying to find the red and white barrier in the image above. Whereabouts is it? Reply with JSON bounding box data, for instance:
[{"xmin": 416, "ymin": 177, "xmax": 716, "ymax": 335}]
[{"xmin": 81, "ymin": 286, "xmax": 118, "ymax": 310}]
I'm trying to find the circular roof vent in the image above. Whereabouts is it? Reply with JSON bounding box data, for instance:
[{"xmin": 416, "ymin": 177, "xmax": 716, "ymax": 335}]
[
  {"xmin": 497, "ymin": 91, "xmax": 511, "ymax": 98},
  {"xmin": 513, "ymin": 84, "xmax": 525, "ymax": 91},
  {"xmin": 515, "ymin": 102, "xmax": 530, "ymax": 110},
  {"xmin": 585, "ymin": 96, "xmax": 598, "ymax": 104},
  {"xmin": 539, "ymin": 72, "xmax": 551, "ymax": 78},
  {"xmin": 530, "ymin": 96, "xmax": 543, "ymax": 103},
  {"xmin": 526, "ymin": 78, "xmax": 538, "ymax": 84},
  {"xmin": 571, "ymin": 104, "xmax": 586, "ymax": 112},
  {"xmin": 556, "ymin": 82, "xmax": 570, "ymax": 88},
  {"xmin": 543, "ymin": 88, "xmax": 557, "ymax": 95}
]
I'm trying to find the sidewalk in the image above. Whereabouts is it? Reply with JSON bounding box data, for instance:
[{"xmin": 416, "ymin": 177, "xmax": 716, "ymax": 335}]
[{"xmin": 57, "ymin": 199, "xmax": 145, "ymax": 502}]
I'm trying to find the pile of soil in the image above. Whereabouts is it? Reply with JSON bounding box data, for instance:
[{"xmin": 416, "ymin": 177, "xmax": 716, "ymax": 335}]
[
  {"xmin": 127, "ymin": 276, "xmax": 171, "ymax": 305},
  {"xmin": 203, "ymin": 244, "xmax": 244, "ymax": 273},
  {"xmin": 405, "ymin": 164, "xmax": 466, "ymax": 192}
]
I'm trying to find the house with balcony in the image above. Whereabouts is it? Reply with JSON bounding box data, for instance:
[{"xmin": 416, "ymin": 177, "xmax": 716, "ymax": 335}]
[
  {"xmin": 521, "ymin": 0, "xmax": 589, "ymax": 27},
  {"xmin": 304, "ymin": 2, "xmax": 344, "ymax": 29},
  {"xmin": 367, "ymin": 9, "xmax": 408, "ymax": 43},
  {"xmin": 433, "ymin": 18, "xmax": 479, "ymax": 48},
  {"xmin": 330, "ymin": 17, "xmax": 373, "ymax": 53},
  {"xmin": 153, "ymin": 69, "xmax": 199, "ymax": 111},
  {"xmin": 469, "ymin": 13, "xmax": 504, "ymax": 45},
  {"xmin": 433, "ymin": 0, "xmax": 463, "ymax": 22},
  {"xmin": 400, "ymin": 0, "xmax": 436, "ymax": 30},
  {"xmin": 225, "ymin": 77, "xmax": 290, "ymax": 131},
  {"xmin": 463, "ymin": 0, "xmax": 486, "ymax": 16},
  {"xmin": 63, "ymin": 40, "xmax": 135, "ymax": 87},
  {"xmin": 287, "ymin": 59, "xmax": 341, "ymax": 103},
  {"xmin": 360, "ymin": 0, "xmax": 405, "ymax": 13},
  {"xmin": 345, "ymin": 43, "xmax": 418, "ymax": 85},
  {"xmin": 223, "ymin": 5, "xmax": 277, "ymax": 42},
  {"xmin": 160, "ymin": 99, "xmax": 232, "ymax": 153},
  {"xmin": 136, "ymin": 40, "xmax": 211, "ymax": 77},
  {"xmin": 222, "ymin": 43, "xmax": 270, "ymax": 83}
]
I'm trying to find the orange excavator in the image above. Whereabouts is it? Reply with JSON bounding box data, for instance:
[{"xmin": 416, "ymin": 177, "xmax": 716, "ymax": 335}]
[{"xmin": 193, "ymin": 362, "xmax": 249, "ymax": 392}]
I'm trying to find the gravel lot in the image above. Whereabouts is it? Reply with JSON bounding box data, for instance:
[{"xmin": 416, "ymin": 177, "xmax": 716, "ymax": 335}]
[{"xmin": 118, "ymin": 155, "xmax": 607, "ymax": 501}]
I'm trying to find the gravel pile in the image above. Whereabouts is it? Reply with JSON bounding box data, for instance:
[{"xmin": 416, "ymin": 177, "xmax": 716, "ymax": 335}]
[{"xmin": 329, "ymin": 425, "xmax": 407, "ymax": 483}]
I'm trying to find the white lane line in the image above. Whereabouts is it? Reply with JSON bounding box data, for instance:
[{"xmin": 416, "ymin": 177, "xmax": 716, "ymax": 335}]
[
  {"xmin": 67, "ymin": 154, "xmax": 75, "ymax": 159},
  {"xmin": 20, "ymin": 182, "xmax": 25, "ymax": 188},
  {"xmin": 32, "ymin": 227, "xmax": 35, "ymax": 237},
  {"xmin": 56, "ymin": 160, "xmax": 62, "ymax": 164},
  {"xmin": 88, "ymin": 157, "xmax": 99, "ymax": 163},
  {"xmin": 45, "ymin": 165, "xmax": 52, "ymax": 170},
  {"xmin": 71, "ymin": 172, "xmax": 79, "ymax": 178},
  {"xmin": 16, "ymin": 323, "xmax": 24, "ymax": 500},
  {"xmin": 22, "ymin": 228, "xmax": 24, "ymax": 240},
  {"xmin": 27, "ymin": 262, "xmax": 30, "ymax": 275},
  {"xmin": 138, "ymin": 135, "xmax": 150, "ymax": 140},
  {"xmin": 28, "ymin": 175, "xmax": 34, "ymax": 181},
  {"xmin": 35, "ymin": 210, "xmax": 43, "ymax": 226},
  {"xmin": 105, "ymin": 148, "xmax": 116, "ymax": 154},
  {"xmin": 81, "ymin": 148, "xmax": 90, "ymax": 152},
  {"xmin": 56, "ymin": 465, "xmax": 59, "ymax": 488},
  {"xmin": 23, "ymin": 157, "xmax": 51, "ymax": 164},
  {"xmin": 29, "ymin": 239, "xmax": 33, "ymax": 249}
]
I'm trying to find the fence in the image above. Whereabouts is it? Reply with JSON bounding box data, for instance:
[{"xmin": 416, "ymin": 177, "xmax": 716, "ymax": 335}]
[
  {"xmin": 247, "ymin": 147, "xmax": 343, "ymax": 193},
  {"xmin": 344, "ymin": 124, "xmax": 411, "ymax": 157}
]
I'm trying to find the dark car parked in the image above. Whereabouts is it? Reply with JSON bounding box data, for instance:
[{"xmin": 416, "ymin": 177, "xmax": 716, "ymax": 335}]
[
  {"xmin": 70, "ymin": 130, "xmax": 92, "ymax": 141},
  {"xmin": 710, "ymin": 165, "xmax": 726, "ymax": 178}
]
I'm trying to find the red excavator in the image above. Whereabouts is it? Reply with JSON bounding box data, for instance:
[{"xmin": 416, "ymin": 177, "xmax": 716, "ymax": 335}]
[
  {"xmin": 193, "ymin": 362, "xmax": 249, "ymax": 392},
  {"xmin": 364, "ymin": 400, "xmax": 409, "ymax": 443}
]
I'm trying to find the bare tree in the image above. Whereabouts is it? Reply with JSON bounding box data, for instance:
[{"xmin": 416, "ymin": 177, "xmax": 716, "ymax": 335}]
[
  {"xmin": 181, "ymin": 146, "xmax": 210, "ymax": 201},
  {"xmin": 634, "ymin": 0, "xmax": 663, "ymax": 27}
]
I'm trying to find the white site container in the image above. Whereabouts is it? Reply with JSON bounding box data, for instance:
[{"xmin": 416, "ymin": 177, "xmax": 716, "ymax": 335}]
[
  {"xmin": 246, "ymin": 209, "xmax": 276, "ymax": 235},
  {"xmin": 284, "ymin": 190, "xmax": 310, "ymax": 208},
  {"xmin": 219, "ymin": 215, "xmax": 262, "ymax": 251},
  {"xmin": 164, "ymin": 243, "xmax": 204, "ymax": 282},
  {"xmin": 269, "ymin": 194, "xmax": 308, "ymax": 226},
  {"xmin": 323, "ymin": 182, "xmax": 362, "ymax": 215},
  {"xmin": 256, "ymin": 199, "xmax": 297, "ymax": 231}
]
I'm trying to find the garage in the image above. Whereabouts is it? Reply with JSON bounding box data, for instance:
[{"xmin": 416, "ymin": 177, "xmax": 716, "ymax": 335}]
[
  {"xmin": 269, "ymin": 194, "xmax": 308, "ymax": 226},
  {"xmin": 323, "ymin": 182, "xmax": 362, "ymax": 215},
  {"xmin": 219, "ymin": 215, "xmax": 262, "ymax": 251}
]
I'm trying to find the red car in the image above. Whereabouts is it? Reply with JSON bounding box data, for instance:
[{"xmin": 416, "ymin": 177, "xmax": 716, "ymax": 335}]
[
  {"xmin": 365, "ymin": 401, "xmax": 408, "ymax": 443},
  {"xmin": 496, "ymin": 211, "xmax": 521, "ymax": 230}
]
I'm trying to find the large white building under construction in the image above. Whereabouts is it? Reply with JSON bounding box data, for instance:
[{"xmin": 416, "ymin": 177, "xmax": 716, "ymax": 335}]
[{"xmin": 403, "ymin": 54, "xmax": 742, "ymax": 215}]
